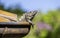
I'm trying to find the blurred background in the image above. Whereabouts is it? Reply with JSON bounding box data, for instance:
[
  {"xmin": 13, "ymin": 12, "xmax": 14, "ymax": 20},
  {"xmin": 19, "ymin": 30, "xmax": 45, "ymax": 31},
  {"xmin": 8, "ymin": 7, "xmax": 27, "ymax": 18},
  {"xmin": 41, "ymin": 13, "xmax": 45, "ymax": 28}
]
[{"xmin": 0, "ymin": 0, "xmax": 60, "ymax": 38}]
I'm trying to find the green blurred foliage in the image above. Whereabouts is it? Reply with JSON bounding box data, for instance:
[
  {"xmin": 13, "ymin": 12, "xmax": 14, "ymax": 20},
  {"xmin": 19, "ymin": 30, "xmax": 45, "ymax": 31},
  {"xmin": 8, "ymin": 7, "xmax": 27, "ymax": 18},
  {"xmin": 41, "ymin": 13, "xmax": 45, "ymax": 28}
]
[
  {"xmin": 24, "ymin": 9, "xmax": 60, "ymax": 38},
  {"xmin": 0, "ymin": 3, "xmax": 25, "ymax": 16},
  {"xmin": 0, "ymin": 3, "xmax": 5, "ymax": 10}
]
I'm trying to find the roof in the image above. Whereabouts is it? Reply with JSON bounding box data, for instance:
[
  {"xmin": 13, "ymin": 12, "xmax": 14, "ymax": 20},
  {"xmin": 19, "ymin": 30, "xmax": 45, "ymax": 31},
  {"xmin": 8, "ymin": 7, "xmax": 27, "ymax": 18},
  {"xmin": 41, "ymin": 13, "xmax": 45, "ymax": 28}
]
[{"xmin": 0, "ymin": 10, "xmax": 17, "ymax": 22}]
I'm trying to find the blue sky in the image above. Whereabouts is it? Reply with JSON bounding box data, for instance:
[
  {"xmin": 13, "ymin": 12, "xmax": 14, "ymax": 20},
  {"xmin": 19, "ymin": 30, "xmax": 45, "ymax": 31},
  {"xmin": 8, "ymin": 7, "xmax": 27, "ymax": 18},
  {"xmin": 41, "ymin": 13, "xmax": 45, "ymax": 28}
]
[{"xmin": 0, "ymin": 0, "xmax": 60, "ymax": 12}]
